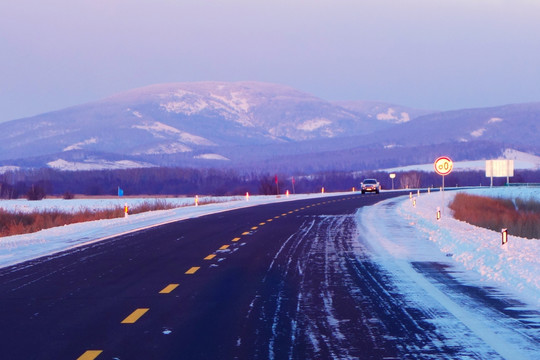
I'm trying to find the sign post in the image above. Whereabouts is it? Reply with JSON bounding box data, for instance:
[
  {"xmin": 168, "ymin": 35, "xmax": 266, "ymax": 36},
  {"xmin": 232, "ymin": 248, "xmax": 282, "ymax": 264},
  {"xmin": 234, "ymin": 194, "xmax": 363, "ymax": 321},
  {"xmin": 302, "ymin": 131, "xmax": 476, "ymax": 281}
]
[
  {"xmin": 434, "ymin": 156, "xmax": 453, "ymax": 217},
  {"xmin": 434, "ymin": 156, "xmax": 453, "ymax": 186},
  {"xmin": 486, "ymin": 159, "xmax": 514, "ymax": 187},
  {"xmin": 389, "ymin": 173, "xmax": 396, "ymax": 190}
]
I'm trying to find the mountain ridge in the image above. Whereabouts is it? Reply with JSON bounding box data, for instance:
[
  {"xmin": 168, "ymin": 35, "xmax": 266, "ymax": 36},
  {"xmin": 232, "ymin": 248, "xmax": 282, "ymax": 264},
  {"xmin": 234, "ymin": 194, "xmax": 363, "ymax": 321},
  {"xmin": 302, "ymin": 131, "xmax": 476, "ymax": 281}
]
[{"xmin": 0, "ymin": 81, "xmax": 539, "ymax": 173}]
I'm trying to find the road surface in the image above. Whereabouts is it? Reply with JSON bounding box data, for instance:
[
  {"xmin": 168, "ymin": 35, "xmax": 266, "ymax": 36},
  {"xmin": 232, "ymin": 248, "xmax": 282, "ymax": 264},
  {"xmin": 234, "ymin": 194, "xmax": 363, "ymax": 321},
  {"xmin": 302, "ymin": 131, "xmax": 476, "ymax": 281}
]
[{"xmin": 0, "ymin": 192, "xmax": 538, "ymax": 359}]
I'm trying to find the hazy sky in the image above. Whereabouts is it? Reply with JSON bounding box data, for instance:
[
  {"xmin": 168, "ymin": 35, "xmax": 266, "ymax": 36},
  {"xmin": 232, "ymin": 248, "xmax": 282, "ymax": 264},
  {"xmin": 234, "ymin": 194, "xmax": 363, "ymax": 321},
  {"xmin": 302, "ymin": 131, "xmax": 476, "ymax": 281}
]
[{"xmin": 1, "ymin": 0, "xmax": 540, "ymax": 122}]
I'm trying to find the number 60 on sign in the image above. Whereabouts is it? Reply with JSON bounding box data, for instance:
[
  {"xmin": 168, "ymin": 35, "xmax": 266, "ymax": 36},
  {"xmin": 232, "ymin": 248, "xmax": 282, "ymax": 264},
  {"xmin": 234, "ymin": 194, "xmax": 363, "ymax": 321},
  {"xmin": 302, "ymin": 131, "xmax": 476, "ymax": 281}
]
[{"xmin": 434, "ymin": 156, "xmax": 453, "ymax": 176}]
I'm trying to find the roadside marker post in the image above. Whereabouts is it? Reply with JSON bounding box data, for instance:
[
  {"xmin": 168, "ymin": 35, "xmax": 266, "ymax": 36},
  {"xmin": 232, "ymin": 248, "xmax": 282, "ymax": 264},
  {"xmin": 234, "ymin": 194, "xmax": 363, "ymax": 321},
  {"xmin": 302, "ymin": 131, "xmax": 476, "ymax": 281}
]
[
  {"xmin": 437, "ymin": 207, "xmax": 441, "ymax": 221},
  {"xmin": 502, "ymin": 228, "xmax": 508, "ymax": 245},
  {"xmin": 195, "ymin": 195, "xmax": 199, "ymax": 206},
  {"xmin": 124, "ymin": 203, "xmax": 128, "ymax": 217}
]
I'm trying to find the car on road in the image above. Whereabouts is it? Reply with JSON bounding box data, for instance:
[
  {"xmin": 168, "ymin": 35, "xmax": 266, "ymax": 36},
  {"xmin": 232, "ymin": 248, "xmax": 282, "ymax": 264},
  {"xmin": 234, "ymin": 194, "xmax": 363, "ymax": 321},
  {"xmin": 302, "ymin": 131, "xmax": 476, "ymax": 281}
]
[{"xmin": 361, "ymin": 179, "xmax": 380, "ymax": 194}]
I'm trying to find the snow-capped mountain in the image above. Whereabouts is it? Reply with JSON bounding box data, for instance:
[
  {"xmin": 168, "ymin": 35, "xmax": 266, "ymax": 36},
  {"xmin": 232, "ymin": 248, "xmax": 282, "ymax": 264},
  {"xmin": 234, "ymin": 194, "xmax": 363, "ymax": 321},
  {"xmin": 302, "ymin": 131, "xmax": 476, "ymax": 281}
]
[{"xmin": 0, "ymin": 81, "xmax": 539, "ymax": 172}]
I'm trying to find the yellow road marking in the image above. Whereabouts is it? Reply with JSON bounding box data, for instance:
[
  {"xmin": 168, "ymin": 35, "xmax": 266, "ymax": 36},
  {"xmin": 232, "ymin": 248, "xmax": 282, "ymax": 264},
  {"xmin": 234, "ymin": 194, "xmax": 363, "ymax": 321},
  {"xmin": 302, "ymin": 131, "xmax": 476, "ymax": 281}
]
[
  {"xmin": 274, "ymin": 216, "xmax": 280, "ymax": 219},
  {"xmin": 219, "ymin": 245, "xmax": 230, "ymax": 250},
  {"xmin": 159, "ymin": 284, "xmax": 179, "ymax": 294},
  {"xmin": 77, "ymin": 350, "xmax": 102, "ymax": 360},
  {"xmin": 281, "ymin": 213, "xmax": 287, "ymax": 216},
  {"xmin": 242, "ymin": 231, "xmax": 250, "ymax": 235},
  {"xmin": 259, "ymin": 222, "xmax": 266, "ymax": 226},
  {"xmin": 267, "ymin": 219, "xmax": 273, "ymax": 222},
  {"xmin": 232, "ymin": 237, "xmax": 241, "ymax": 242},
  {"xmin": 251, "ymin": 226, "xmax": 258, "ymax": 230},
  {"xmin": 121, "ymin": 308, "xmax": 149, "ymax": 324},
  {"xmin": 288, "ymin": 211, "xmax": 293, "ymax": 214},
  {"xmin": 185, "ymin": 266, "xmax": 200, "ymax": 274},
  {"xmin": 204, "ymin": 254, "xmax": 216, "ymax": 260}
]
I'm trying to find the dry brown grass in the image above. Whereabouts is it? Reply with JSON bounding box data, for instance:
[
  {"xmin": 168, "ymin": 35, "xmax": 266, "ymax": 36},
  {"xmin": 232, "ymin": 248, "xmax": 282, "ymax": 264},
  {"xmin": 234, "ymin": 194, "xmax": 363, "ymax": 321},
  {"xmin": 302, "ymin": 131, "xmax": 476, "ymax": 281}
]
[
  {"xmin": 449, "ymin": 193, "xmax": 540, "ymax": 239},
  {"xmin": 0, "ymin": 200, "xmax": 177, "ymax": 237}
]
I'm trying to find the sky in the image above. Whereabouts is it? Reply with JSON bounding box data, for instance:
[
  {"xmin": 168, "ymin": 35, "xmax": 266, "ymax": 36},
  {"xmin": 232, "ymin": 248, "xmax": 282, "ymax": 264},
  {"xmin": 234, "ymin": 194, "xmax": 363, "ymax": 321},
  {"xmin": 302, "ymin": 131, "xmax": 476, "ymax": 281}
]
[{"xmin": 1, "ymin": 0, "xmax": 540, "ymax": 122}]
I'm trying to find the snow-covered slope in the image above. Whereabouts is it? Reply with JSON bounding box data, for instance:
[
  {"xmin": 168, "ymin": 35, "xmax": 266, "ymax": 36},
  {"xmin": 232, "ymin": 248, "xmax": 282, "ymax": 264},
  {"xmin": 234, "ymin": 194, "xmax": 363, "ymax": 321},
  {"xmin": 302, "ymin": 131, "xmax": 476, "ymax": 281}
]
[
  {"xmin": 334, "ymin": 100, "xmax": 435, "ymax": 124},
  {"xmin": 382, "ymin": 148, "xmax": 540, "ymax": 173}
]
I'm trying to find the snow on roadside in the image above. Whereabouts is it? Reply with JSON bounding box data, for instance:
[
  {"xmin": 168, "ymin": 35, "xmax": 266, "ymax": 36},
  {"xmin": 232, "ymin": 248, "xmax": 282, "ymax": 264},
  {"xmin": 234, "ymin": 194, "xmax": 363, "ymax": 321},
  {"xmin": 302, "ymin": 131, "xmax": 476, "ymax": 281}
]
[
  {"xmin": 0, "ymin": 193, "xmax": 335, "ymax": 270},
  {"xmin": 367, "ymin": 187, "xmax": 540, "ymax": 308}
]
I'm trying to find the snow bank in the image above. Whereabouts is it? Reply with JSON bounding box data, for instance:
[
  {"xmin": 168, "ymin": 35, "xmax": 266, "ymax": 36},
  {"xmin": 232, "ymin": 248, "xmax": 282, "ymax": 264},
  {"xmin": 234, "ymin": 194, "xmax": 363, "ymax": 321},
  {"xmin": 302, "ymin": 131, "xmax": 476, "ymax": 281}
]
[{"xmin": 367, "ymin": 187, "xmax": 540, "ymax": 308}]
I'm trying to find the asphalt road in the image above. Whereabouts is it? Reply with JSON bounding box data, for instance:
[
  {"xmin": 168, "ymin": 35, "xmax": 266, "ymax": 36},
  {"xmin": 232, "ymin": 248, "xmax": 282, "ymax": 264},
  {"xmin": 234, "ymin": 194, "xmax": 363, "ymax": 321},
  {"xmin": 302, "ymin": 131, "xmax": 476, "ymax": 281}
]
[{"xmin": 1, "ymin": 192, "xmax": 538, "ymax": 359}]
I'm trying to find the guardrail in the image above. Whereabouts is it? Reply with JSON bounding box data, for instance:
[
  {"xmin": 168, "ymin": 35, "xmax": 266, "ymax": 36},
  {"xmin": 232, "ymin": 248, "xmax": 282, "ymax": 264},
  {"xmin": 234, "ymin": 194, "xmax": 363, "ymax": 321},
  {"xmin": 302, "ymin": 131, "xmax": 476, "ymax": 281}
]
[{"xmin": 505, "ymin": 183, "xmax": 540, "ymax": 187}]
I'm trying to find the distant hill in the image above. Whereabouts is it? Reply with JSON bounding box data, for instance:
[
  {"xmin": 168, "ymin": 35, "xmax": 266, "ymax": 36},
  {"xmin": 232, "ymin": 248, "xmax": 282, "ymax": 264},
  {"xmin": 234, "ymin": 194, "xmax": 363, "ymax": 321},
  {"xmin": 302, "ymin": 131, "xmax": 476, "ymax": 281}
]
[
  {"xmin": 332, "ymin": 100, "xmax": 436, "ymax": 124},
  {"xmin": 0, "ymin": 81, "xmax": 539, "ymax": 173}
]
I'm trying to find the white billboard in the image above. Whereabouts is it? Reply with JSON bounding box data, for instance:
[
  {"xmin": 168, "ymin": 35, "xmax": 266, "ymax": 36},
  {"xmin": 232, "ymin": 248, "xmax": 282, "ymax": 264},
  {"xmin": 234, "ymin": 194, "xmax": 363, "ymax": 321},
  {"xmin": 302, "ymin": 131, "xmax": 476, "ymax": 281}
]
[{"xmin": 485, "ymin": 159, "xmax": 514, "ymax": 177}]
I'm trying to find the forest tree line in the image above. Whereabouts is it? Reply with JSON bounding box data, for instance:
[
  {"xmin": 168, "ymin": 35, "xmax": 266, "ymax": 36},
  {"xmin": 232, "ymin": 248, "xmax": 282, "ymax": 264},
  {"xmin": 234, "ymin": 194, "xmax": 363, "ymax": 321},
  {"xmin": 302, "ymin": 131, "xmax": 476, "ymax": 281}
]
[{"xmin": 1, "ymin": 167, "xmax": 540, "ymax": 200}]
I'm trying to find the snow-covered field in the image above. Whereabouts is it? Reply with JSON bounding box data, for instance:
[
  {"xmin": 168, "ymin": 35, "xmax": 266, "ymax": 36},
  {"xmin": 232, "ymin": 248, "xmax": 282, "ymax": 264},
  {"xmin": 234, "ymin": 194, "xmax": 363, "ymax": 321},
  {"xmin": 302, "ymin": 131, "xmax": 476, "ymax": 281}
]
[
  {"xmin": 1, "ymin": 187, "xmax": 539, "ymax": 313},
  {"xmin": 0, "ymin": 196, "xmax": 232, "ymax": 214}
]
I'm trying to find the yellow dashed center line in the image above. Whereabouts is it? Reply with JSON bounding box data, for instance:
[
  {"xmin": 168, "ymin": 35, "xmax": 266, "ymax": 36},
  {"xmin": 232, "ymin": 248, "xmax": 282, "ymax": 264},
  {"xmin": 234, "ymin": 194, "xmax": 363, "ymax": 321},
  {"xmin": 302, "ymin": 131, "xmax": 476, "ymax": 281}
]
[
  {"xmin": 121, "ymin": 308, "xmax": 149, "ymax": 324},
  {"xmin": 77, "ymin": 350, "xmax": 103, "ymax": 360},
  {"xmin": 185, "ymin": 266, "xmax": 200, "ymax": 274},
  {"xmin": 159, "ymin": 283, "xmax": 179, "ymax": 294},
  {"xmin": 78, "ymin": 202, "xmax": 331, "ymax": 360}
]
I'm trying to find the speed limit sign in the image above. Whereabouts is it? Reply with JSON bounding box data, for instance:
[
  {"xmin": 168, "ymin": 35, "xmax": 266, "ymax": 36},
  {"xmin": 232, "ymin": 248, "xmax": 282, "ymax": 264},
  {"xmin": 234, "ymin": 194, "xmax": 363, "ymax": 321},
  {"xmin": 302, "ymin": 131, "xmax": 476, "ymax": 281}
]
[{"xmin": 434, "ymin": 156, "xmax": 453, "ymax": 176}]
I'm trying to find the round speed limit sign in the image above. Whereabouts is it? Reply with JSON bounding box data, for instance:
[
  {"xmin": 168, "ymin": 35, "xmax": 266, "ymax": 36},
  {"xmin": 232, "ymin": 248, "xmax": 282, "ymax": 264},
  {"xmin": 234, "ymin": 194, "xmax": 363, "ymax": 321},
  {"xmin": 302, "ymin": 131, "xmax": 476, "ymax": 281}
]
[{"xmin": 434, "ymin": 156, "xmax": 453, "ymax": 176}]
